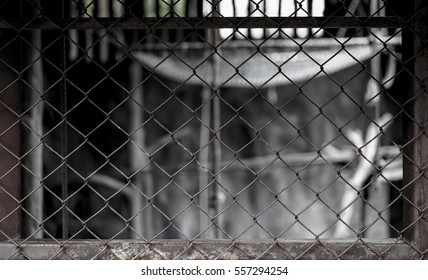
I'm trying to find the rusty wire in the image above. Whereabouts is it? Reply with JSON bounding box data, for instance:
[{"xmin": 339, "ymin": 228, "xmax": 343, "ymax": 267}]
[{"xmin": 0, "ymin": 0, "xmax": 426, "ymax": 259}]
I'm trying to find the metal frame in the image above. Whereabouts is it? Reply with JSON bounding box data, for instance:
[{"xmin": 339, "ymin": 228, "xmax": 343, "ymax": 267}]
[
  {"xmin": 402, "ymin": 0, "xmax": 428, "ymax": 255},
  {"xmin": 0, "ymin": 17, "xmax": 406, "ymax": 30},
  {"xmin": 0, "ymin": 0, "xmax": 427, "ymax": 259},
  {"xmin": 0, "ymin": 239, "xmax": 420, "ymax": 260}
]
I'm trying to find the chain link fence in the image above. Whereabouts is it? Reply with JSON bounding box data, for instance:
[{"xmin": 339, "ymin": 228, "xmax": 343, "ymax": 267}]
[{"xmin": 0, "ymin": 0, "xmax": 427, "ymax": 259}]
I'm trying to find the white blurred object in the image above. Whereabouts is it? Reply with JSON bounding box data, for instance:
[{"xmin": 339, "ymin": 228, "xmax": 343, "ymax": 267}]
[
  {"xmin": 281, "ymin": 0, "xmax": 295, "ymax": 37},
  {"xmin": 335, "ymin": 113, "xmax": 393, "ymax": 238},
  {"xmin": 265, "ymin": 0, "xmax": 280, "ymax": 37},
  {"xmin": 296, "ymin": 0, "xmax": 309, "ymax": 38},
  {"xmin": 311, "ymin": 1, "xmax": 325, "ymax": 37}
]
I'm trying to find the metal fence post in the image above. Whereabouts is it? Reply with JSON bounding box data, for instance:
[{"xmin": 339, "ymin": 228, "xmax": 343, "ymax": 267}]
[
  {"xmin": 0, "ymin": 1, "xmax": 23, "ymax": 241},
  {"xmin": 403, "ymin": 0, "xmax": 428, "ymax": 255},
  {"xmin": 0, "ymin": 68, "xmax": 21, "ymax": 241}
]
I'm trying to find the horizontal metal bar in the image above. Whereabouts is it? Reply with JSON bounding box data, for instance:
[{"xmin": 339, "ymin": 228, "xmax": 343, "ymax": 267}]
[
  {"xmin": 0, "ymin": 16, "xmax": 406, "ymax": 30},
  {"xmin": 0, "ymin": 239, "xmax": 420, "ymax": 259}
]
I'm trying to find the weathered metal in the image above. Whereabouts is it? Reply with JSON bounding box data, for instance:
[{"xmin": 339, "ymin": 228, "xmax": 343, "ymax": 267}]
[
  {"xmin": 0, "ymin": 239, "xmax": 419, "ymax": 260},
  {"xmin": 403, "ymin": 0, "xmax": 428, "ymax": 254},
  {"xmin": 0, "ymin": 0, "xmax": 423, "ymax": 260},
  {"xmin": 0, "ymin": 68, "xmax": 21, "ymax": 241}
]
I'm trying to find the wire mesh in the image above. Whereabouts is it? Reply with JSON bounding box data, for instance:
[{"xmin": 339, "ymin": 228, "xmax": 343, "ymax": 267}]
[{"xmin": 0, "ymin": 0, "xmax": 427, "ymax": 259}]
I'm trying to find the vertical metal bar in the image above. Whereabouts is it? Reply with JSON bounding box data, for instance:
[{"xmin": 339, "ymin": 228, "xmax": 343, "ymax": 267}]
[
  {"xmin": 197, "ymin": 0, "xmax": 214, "ymax": 239},
  {"xmin": 363, "ymin": 0, "xmax": 389, "ymax": 238},
  {"xmin": 129, "ymin": 60, "xmax": 144, "ymax": 238},
  {"xmin": 403, "ymin": 0, "xmax": 428, "ymax": 254},
  {"xmin": 60, "ymin": 0, "xmax": 69, "ymax": 240},
  {"xmin": 198, "ymin": 87, "xmax": 211, "ymax": 238},
  {"xmin": 199, "ymin": 0, "xmax": 222, "ymax": 239},
  {"xmin": 22, "ymin": 1, "xmax": 44, "ymax": 238},
  {"xmin": 211, "ymin": 78, "xmax": 222, "ymax": 239},
  {"xmin": 0, "ymin": 67, "xmax": 21, "ymax": 241},
  {"xmin": 210, "ymin": 0, "xmax": 222, "ymax": 239},
  {"xmin": 129, "ymin": 59, "xmax": 154, "ymax": 239},
  {"xmin": 0, "ymin": 3, "xmax": 23, "ymax": 241}
]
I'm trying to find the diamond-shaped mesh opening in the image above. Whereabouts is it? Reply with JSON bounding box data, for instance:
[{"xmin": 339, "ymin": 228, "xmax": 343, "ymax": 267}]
[{"xmin": 0, "ymin": 0, "xmax": 427, "ymax": 260}]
